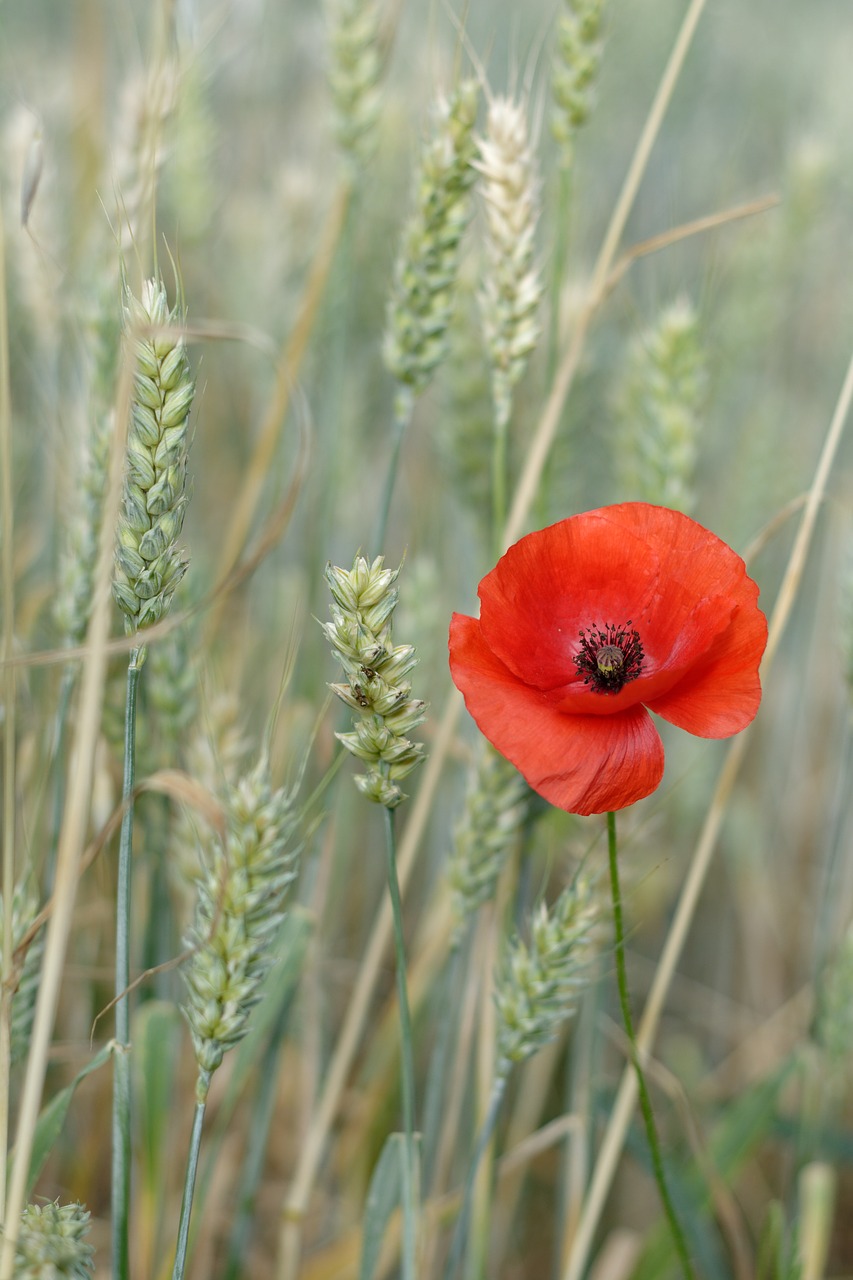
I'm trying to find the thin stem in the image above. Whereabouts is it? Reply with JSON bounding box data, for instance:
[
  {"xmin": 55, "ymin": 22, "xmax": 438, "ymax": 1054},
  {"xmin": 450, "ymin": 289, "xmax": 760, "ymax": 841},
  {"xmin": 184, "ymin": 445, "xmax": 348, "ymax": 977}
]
[
  {"xmin": 467, "ymin": 856, "xmax": 517, "ymax": 1279},
  {"xmin": 141, "ymin": 795, "xmax": 175, "ymax": 1000},
  {"xmin": 112, "ymin": 644, "xmax": 144, "ymax": 1280},
  {"xmin": 422, "ymin": 926, "xmax": 482, "ymax": 1280},
  {"xmin": 443, "ymin": 1077, "xmax": 506, "ymax": 1280},
  {"xmin": 606, "ymin": 811, "xmax": 695, "ymax": 1279},
  {"xmin": 547, "ymin": 163, "xmax": 573, "ymax": 385},
  {"xmin": 491, "ymin": 401, "xmax": 510, "ymax": 563},
  {"xmin": 44, "ymin": 666, "xmax": 77, "ymax": 895},
  {"xmin": 0, "ymin": 171, "xmax": 14, "ymax": 1227},
  {"xmin": 375, "ymin": 388, "xmax": 414, "ymax": 552},
  {"xmin": 383, "ymin": 804, "xmax": 418, "ymax": 1280},
  {"xmin": 421, "ymin": 944, "xmax": 465, "ymax": 1191},
  {"xmin": 589, "ymin": 0, "xmax": 708, "ymax": 305},
  {"xmin": 171, "ymin": 1073, "xmax": 211, "ymax": 1280}
]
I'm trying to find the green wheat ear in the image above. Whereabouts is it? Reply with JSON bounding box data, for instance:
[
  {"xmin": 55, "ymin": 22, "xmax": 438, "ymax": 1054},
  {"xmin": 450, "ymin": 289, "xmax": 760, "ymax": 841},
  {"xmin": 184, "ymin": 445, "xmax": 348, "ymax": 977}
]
[
  {"xmin": 323, "ymin": 555, "xmax": 427, "ymax": 809},
  {"xmin": 182, "ymin": 754, "xmax": 301, "ymax": 1087},
  {"xmin": 615, "ymin": 298, "xmax": 707, "ymax": 514},
  {"xmin": 495, "ymin": 877, "xmax": 601, "ymax": 1081},
  {"xmin": 326, "ymin": 0, "xmax": 384, "ymax": 164},
  {"xmin": 0, "ymin": 881, "xmax": 44, "ymax": 1066},
  {"xmin": 447, "ymin": 741, "xmax": 531, "ymax": 948},
  {"xmin": 15, "ymin": 1202, "xmax": 94, "ymax": 1279},
  {"xmin": 551, "ymin": 0, "xmax": 608, "ymax": 166},
  {"xmin": 54, "ymin": 272, "xmax": 120, "ymax": 649},
  {"xmin": 112, "ymin": 277, "xmax": 194, "ymax": 635},
  {"xmin": 383, "ymin": 80, "xmax": 479, "ymax": 410}
]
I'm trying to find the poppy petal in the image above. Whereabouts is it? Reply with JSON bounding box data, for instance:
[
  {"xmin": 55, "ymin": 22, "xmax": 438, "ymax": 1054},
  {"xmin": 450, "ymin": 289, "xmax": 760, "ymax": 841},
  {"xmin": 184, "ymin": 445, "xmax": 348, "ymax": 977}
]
[
  {"xmin": 477, "ymin": 512, "xmax": 660, "ymax": 691},
  {"xmin": 477, "ymin": 504, "xmax": 761, "ymax": 701},
  {"xmin": 450, "ymin": 613, "xmax": 665, "ymax": 815},
  {"xmin": 603, "ymin": 504, "xmax": 758, "ymax": 673},
  {"xmin": 646, "ymin": 597, "xmax": 768, "ymax": 736}
]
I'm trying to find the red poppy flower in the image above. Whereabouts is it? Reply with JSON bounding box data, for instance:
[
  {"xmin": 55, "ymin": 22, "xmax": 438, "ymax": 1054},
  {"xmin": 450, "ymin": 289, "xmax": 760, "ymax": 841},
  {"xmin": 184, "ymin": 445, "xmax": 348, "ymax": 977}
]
[{"xmin": 449, "ymin": 503, "xmax": 767, "ymax": 816}]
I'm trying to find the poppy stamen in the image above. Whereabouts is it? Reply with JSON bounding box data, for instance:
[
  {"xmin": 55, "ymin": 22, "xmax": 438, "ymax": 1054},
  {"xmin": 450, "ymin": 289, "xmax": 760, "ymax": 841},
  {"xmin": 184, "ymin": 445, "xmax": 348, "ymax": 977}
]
[{"xmin": 574, "ymin": 622, "xmax": 645, "ymax": 694}]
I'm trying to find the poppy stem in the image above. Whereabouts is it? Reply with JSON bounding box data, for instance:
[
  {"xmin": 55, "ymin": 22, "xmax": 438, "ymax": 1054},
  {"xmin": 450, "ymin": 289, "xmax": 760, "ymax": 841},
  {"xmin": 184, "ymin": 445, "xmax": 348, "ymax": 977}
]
[
  {"xmin": 605, "ymin": 811, "xmax": 696, "ymax": 1280},
  {"xmin": 383, "ymin": 803, "xmax": 419, "ymax": 1280}
]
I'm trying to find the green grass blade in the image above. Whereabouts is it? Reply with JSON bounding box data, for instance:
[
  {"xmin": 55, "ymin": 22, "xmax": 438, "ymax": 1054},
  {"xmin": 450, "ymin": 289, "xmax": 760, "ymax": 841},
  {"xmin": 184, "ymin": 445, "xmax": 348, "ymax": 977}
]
[
  {"xmin": 17, "ymin": 1042, "xmax": 112, "ymax": 1198},
  {"xmin": 360, "ymin": 1132, "xmax": 423, "ymax": 1280}
]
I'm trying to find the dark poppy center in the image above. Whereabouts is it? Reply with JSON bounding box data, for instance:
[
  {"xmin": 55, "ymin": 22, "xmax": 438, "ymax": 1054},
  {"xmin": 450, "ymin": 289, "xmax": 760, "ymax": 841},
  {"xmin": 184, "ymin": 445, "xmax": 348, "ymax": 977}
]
[{"xmin": 574, "ymin": 622, "xmax": 645, "ymax": 695}]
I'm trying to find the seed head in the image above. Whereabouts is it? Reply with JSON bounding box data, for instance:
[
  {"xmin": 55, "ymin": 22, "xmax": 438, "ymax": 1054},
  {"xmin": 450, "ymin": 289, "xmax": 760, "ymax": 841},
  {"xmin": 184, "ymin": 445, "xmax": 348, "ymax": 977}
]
[
  {"xmin": 0, "ymin": 880, "xmax": 44, "ymax": 1066},
  {"xmin": 323, "ymin": 555, "xmax": 426, "ymax": 809},
  {"xmin": 182, "ymin": 754, "xmax": 300, "ymax": 1083},
  {"xmin": 114, "ymin": 60, "xmax": 180, "ymax": 253},
  {"xmin": 113, "ymin": 278, "xmax": 194, "ymax": 632},
  {"xmin": 448, "ymin": 741, "xmax": 531, "ymax": 947},
  {"xmin": 54, "ymin": 274, "xmax": 121, "ymax": 647},
  {"xmin": 615, "ymin": 298, "xmax": 706, "ymax": 515},
  {"xmin": 551, "ymin": 0, "xmax": 607, "ymax": 165},
  {"xmin": 15, "ymin": 1201, "xmax": 94, "ymax": 1279},
  {"xmin": 383, "ymin": 81, "xmax": 479, "ymax": 407},
  {"xmin": 326, "ymin": 0, "xmax": 384, "ymax": 164},
  {"xmin": 495, "ymin": 877, "xmax": 600, "ymax": 1079},
  {"xmin": 475, "ymin": 95, "xmax": 543, "ymax": 427}
]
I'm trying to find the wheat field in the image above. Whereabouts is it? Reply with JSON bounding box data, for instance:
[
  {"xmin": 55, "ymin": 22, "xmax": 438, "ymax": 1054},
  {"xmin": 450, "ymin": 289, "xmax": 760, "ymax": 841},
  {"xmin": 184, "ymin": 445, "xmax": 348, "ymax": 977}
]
[{"xmin": 1, "ymin": 1, "xmax": 853, "ymax": 1277}]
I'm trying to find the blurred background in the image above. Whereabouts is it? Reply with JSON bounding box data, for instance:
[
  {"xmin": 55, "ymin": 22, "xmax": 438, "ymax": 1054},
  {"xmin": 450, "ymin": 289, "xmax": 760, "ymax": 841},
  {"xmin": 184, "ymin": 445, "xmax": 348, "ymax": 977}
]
[{"xmin": 2, "ymin": 0, "xmax": 853, "ymax": 1275}]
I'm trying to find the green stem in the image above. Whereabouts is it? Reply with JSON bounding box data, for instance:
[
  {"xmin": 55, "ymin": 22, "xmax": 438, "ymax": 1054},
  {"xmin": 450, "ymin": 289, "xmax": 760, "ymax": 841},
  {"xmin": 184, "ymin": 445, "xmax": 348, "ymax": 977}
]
[
  {"xmin": 141, "ymin": 794, "xmax": 175, "ymax": 1000},
  {"xmin": 547, "ymin": 163, "xmax": 573, "ymax": 386},
  {"xmin": 44, "ymin": 665, "xmax": 76, "ymax": 895},
  {"xmin": 171, "ymin": 1071, "xmax": 211, "ymax": 1280},
  {"xmin": 112, "ymin": 644, "xmax": 144, "ymax": 1280},
  {"xmin": 491, "ymin": 399, "xmax": 510, "ymax": 562},
  {"xmin": 606, "ymin": 810, "xmax": 695, "ymax": 1279},
  {"xmin": 0, "ymin": 184, "xmax": 14, "ymax": 1228},
  {"xmin": 422, "ymin": 941, "xmax": 466, "ymax": 1192},
  {"xmin": 375, "ymin": 387, "xmax": 414, "ymax": 552},
  {"xmin": 444, "ymin": 1076, "xmax": 506, "ymax": 1280},
  {"xmin": 383, "ymin": 803, "xmax": 418, "ymax": 1280}
]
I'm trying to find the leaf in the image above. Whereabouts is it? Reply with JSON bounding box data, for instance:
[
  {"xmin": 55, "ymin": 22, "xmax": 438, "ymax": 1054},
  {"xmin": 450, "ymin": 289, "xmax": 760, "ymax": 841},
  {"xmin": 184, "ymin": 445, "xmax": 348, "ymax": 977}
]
[
  {"xmin": 133, "ymin": 1002, "xmax": 183, "ymax": 1277},
  {"xmin": 20, "ymin": 1041, "xmax": 113, "ymax": 1196},
  {"xmin": 628, "ymin": 1058, "xmax": 797, "ymax": 1280},
  {"xmin": 134, "ymin": 1001, "xmax": 183, "ymax": 1196},
  {"xmin": 359, "ymin": 1133, "xmax": 406, "ymax": 1280}
]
